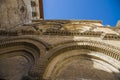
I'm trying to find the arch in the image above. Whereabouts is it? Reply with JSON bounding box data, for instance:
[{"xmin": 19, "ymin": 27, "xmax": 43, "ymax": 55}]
[
  {"xmin": 47, "ymin": 40, "xmax": 120, "ymax": 61},
  {"xmin": 44, "ymin": 40, "xmax": 120, "ymax": 79},
  {"xmin": 0, "ymin": 36, "xmax": 49, "ymax": 80},
  {"xmin": 0, "ymin": 36, "xmax": 49, "ymax": 62}
]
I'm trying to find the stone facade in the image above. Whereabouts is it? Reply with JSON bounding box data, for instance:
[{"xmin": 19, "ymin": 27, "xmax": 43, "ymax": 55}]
[
  {"xmin": 0, "ymin": 20, "xmax": 120, "ymax": 80},
  {"xmin": 0, "ymin": 0, "xmax": 120, "ymax": 80}
]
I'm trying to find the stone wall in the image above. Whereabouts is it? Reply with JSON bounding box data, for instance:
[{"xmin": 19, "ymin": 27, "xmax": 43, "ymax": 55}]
[
  {"xmin": 0, "ymin": 0, "xmax": 32, "ymax": 29},
  {"xmin": 0, "ymin": 3, "xmax": 120, "ymax": 79}
]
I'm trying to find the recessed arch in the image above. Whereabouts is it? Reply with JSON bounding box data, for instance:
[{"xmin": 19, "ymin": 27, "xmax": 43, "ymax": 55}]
[
  {"xmin": 0, "ymin": 36, "xmax": 49, "ymax": 80},
  {"xmin": 44, "ymin": 40, "xmax": 120, "ymax": 80},
  {"xmin": 44, "ymin": 50, "xmax": 120, "ymax": 80}
]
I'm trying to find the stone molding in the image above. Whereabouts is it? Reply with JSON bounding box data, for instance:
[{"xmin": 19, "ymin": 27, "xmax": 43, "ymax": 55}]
[{"xmin": 48, "ymin": 40, "xmax": 120, "ymax": 61}]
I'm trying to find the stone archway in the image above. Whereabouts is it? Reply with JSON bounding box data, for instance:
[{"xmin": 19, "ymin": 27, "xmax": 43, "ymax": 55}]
[
  {"xmin": 43, "ymin": 41, "xmax": 120, "ymax": 80},
  {"xmin": 0, "ymin": 37, "xmax": 47, "ymax": 80}
]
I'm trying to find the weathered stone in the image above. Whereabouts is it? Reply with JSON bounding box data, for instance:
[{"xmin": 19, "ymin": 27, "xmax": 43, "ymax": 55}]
[
  {"xmin": 0, "ymin": 0, "xmax": 32, "ymax": 29},
  {"xmin": 0, "ymin": 0, "xmax": 120, "ymax": 80},
  {"xmin": 0, "ymin": 56, "xmax": 32, "ymax": 80}
]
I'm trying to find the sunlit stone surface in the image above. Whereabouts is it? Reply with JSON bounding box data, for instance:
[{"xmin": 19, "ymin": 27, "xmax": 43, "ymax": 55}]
[
  {"xmin": 0, "ymin": 0, "xmax": 120, "ymax": 80},
  {"xmin": 55, "ymin": 59, "xmax": 117, "ymax": 80}
]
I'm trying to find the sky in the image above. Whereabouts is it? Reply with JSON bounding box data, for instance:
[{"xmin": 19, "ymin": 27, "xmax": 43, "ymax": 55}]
[{"xmin": 43, "ymin": 0, "xmax": 120, "ymax": 26}]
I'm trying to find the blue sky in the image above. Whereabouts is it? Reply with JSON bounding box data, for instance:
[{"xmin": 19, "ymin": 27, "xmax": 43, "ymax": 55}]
[{"xmin": 43, "ymin": 0, "xmax": 120, "ymax": 26}]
